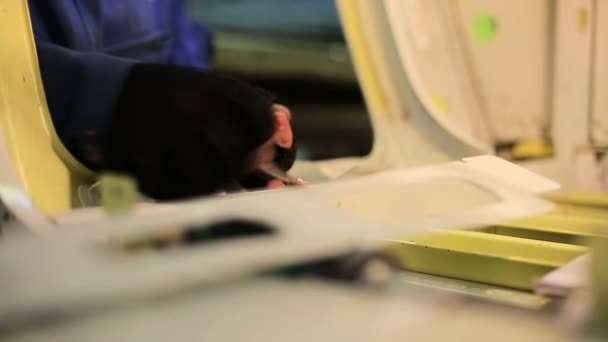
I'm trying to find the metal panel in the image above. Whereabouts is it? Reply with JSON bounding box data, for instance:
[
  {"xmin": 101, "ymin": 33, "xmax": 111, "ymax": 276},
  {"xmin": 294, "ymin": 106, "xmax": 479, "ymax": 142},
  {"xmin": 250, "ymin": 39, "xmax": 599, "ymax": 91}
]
[
  {"xmin": 455, "ymin": 0, "xmax": 552, "ymax": 142},
  {"xmin": 0, "ymin": 0, "xmax": 95, "ymax": 213},
  {"xmin": 552, "ymin": 0, "xmax": 599, "ymax": 190},
  {"xmin": 0, "ymin": 156, "xmax": 556, "ymax": 320},
  {"xmin": 382, "ymin": 0, "xmax": 492, "ymax": 152},
  {"xmin": 483, "ymin": 214, "xmax": 608, "ymax": 244},
  {"xmin": 591, "ymin": 0, "xmax": 608, "ymax": 145},
  {"xmin": 386, "ymin": 230, "xmax": 588, "ymax": 290}
]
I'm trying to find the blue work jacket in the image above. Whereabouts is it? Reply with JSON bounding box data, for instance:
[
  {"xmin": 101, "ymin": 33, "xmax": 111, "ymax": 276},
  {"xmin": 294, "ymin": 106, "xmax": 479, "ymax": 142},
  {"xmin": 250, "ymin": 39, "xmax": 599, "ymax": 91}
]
[{"xmin": 28, "ymin": 0, "xmax": 213, "ymax": 161}]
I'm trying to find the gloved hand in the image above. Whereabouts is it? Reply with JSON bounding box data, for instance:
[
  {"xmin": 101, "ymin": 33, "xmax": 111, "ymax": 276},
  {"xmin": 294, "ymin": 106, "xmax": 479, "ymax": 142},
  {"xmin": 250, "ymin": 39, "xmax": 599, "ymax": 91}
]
[
  {"xmin": 102, "ymin": 63, "xmax": 296, "ymax": 200},
  {"xmin": 240, "ymin": 104, "xmax": 297, "ymax": 189}
]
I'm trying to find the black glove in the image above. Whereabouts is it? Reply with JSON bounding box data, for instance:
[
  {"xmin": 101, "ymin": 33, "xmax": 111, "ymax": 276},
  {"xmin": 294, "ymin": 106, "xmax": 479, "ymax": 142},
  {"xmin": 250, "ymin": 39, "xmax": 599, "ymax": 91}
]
[{"xmin": 102, "ymin": 63, "xmax": 294, "ymax": 200}]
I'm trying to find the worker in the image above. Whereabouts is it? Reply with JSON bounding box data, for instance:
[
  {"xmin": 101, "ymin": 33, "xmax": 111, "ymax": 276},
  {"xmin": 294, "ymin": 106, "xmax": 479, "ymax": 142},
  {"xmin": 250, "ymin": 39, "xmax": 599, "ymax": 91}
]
[{"xmin": 28, "ymin": 0, "xmax": 296, "ymax": 200}]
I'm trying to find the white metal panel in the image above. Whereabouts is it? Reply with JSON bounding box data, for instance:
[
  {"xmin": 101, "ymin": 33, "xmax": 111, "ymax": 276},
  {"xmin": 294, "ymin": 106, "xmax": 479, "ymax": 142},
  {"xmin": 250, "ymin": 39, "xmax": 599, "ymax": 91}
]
[
  {"xmin": 455, "ymin": 0, "xmax": 551, "ymax": 142},
  {"xmin": 334, "ymin": 0, "xmax": 489, "ymax": 176},
  {"xmin": 552, "ymin": 0, "xmax": 600, "ymax": 190},
  {"xmin": 339, "ymin": 0, "xmax": 602, "ymax": 190},
  {"xmin": 0, "ymin": 156, "xmax": 555, "ymax": 321},
  {"xmin": 591, "ymin": 0, "xmax": 608, "ymax": 145},
  {"xmin": 382, "ymin": 0, "xmax": 492, "ymax": 152},
  {"xmin": 2, "ymin": 278, "xmax": 574, "ymax": 342}
]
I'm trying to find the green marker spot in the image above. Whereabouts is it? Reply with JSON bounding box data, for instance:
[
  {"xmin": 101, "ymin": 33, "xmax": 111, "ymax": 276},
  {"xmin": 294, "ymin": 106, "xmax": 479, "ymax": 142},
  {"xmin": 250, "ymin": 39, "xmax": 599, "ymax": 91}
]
[{"xmin": 474, "ymin": 15, "xmax": 498, "ymax": 42}]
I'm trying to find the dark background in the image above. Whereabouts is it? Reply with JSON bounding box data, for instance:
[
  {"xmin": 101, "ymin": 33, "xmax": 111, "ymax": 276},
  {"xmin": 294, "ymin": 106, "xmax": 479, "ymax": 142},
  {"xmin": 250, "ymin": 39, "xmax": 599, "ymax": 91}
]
[{"xmin": 188, "ymin": 0, "xmax": 374, "ymax": 160}]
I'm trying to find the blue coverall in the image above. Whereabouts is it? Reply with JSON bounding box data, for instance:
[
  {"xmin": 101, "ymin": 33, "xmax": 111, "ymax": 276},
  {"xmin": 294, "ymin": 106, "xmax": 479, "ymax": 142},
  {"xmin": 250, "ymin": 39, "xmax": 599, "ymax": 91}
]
[{"xmin": 28, "ymin": 0, "xmax": 214, "ymax": 161}]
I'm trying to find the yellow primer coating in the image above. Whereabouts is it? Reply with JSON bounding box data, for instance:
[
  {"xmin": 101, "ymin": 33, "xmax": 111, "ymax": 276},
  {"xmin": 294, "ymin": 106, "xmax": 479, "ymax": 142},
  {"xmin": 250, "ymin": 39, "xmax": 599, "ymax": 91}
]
[
  {"xmin": 546, "ymin": 191, "xmax": 608, "ymax": 208},
  {"xmin": 335, "ymin": 0, "xmax": 387, "ymax": 116},
  {"xmin": 499, "ymin": 214, "xmax": 608, "ymax": 240},
  {"xmin": 0, "ymin": 0, "xmax": 94, "ymax": 213},
  {"xmin": 385, "ymin": 230, "xmax": 588, "ymax": 290}
]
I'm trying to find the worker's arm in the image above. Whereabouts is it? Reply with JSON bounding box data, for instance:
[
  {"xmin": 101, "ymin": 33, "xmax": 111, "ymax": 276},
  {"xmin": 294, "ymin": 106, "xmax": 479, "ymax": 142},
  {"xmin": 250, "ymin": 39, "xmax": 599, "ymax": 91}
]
[
  {"xmin": 35, "ymin": 41, "xmax": 295, "ymax": 199},
  {"xmin": 169, "ymin": 0, "xmax": 215, "ymax": 69},
  {"xmin": 104, "ymin": 63, "xmax": 281, "ymax": 199},
  {"xmin": 35, "ymin": 40, "xmax": 135, "ymax": 165}
]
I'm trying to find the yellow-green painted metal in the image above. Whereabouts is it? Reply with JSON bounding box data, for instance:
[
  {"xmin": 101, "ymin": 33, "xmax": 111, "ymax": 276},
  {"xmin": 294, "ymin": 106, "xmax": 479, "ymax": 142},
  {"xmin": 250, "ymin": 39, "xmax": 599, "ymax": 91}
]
[
  {"xmin": 0, "ymin": 0, "xmax": 95, "ymax": 213},
  {"xmin": 480, "ymin": 214, "xmax": 608, "ymax": 245},
  {"xmin": 546, "ymin": 191, "xmax": 608, "ymax": 220},
  {"xmin": 545, "ymin": 191, "xmax": 608, "ymax": 208},
  {"xmin": 477, "ymin": 193, "xmax": 608, "ymax": 245},
  {"xmin": 385, "ymin": 230, "xmax": 588, "ymax": 291},
  {"xmin": 476, "ymin": 193, "xmax": 608, "ymax": 245},
  {"xmin": 553, "ymin": 203, "xmax": 608, "ymax": 220},
  {"xmin": 386, "ymin": 196, "xmax": 608, "ymax": 291},
  {"xmin": 478, "ymin": 225, "xmax": 580, "ymax": 245},
  {"xmin": 589, "ymin": 237, "xmax": 608, "ymax": 335}
]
